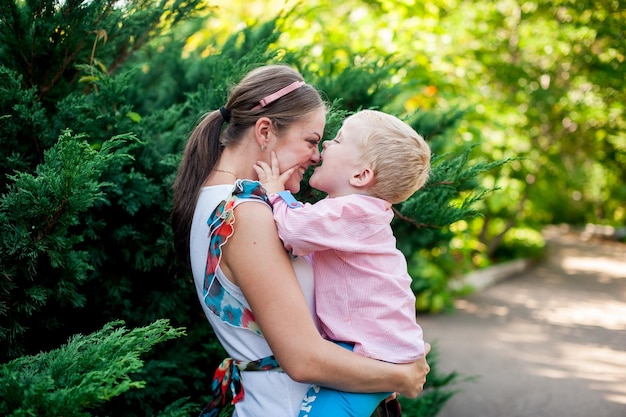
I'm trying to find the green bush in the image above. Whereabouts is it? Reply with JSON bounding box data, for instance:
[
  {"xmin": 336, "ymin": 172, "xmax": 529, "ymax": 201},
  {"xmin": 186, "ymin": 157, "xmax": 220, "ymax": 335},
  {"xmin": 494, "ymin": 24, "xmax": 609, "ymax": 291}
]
[
  {"xmin": 493, "ymin": 227, "xmax": 546, "ymax": 261},
  {"xmin": 0, "ymin": 320, "xmax": 186, "ymax": 417}
]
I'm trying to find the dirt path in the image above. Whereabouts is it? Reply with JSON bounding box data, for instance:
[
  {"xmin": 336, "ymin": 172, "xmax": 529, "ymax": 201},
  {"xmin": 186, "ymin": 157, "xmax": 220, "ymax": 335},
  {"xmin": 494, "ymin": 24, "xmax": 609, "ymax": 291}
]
[{"xmin": 419, "ymin": 227, "xmax": 626, "ymax": 417}]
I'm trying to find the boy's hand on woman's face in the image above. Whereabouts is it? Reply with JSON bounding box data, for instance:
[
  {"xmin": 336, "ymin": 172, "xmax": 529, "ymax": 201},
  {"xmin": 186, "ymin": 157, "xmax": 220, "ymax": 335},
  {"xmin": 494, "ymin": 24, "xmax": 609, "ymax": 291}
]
[{"xmin": 253, "ymin": 151, "xmax": 297, "ymax": 195}]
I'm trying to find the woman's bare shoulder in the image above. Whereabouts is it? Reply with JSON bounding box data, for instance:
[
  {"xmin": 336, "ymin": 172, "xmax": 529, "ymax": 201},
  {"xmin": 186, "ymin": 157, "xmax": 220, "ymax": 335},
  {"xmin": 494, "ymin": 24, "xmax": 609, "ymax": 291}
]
[
  {"xmin": 226, "ymin": 200, "xmax": 282, "ymax": 253},
  {"xmin": 232, "ymin": 199, "xmax": 275, "ymax": 225}
]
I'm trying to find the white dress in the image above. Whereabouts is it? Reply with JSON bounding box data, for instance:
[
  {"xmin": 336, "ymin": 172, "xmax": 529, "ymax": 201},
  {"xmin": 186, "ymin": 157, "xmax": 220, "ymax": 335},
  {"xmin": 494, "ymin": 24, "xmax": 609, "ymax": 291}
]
[{"xmin": 190, "ymin": 183, "xmax": 317, "ymax": 417}]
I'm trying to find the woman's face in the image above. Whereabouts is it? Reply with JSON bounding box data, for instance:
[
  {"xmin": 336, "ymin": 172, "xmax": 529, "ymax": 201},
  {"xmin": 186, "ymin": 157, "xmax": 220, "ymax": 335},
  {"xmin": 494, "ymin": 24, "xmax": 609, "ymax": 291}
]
[{"xmin": 272, "ymin": 107, "xmax": 325, "ymax": 193}]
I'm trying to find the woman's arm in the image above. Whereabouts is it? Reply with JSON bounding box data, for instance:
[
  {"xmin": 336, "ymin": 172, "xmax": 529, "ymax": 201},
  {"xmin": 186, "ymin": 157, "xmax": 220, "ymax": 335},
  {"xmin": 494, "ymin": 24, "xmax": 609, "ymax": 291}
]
[{"xmin": 222, "ymin": 202, "xmax": 430, "ymax": 398}]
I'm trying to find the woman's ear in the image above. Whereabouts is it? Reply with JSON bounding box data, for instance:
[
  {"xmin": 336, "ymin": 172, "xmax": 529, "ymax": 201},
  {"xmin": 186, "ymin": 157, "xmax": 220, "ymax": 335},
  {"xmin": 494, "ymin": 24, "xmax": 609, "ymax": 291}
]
[
  {"xmin": 254, "ymin": 117, "xmax": 272, "ymax": 149},
  {"xmin": 349, "ymin": 167, "xmax": 375, "ymax": 189}
]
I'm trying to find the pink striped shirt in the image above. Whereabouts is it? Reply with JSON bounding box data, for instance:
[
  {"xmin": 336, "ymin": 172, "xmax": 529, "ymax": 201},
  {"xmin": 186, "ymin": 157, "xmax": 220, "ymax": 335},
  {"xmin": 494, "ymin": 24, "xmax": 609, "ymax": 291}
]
[{"xmin": 269, "ymin": 192, "xmax": 425, "ymax": 363}]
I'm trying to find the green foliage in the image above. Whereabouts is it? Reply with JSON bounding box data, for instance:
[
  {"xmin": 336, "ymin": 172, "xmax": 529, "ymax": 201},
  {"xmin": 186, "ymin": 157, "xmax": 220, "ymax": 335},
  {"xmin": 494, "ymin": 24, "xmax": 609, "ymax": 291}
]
[
  {"xmin": 0, "ymin": 66, "xmax": 49, "ymax": 179},
  {"xmin": 396, "ymin": 148, "xmax": 512, "ymax": 237},
  {"xmin": 307, "ymin": 53, "xmax": 414, "ymax": 111},
  {"xmin": 0, "ymin": 0, "xmax": 207, "ymax": 109},
  {"xmin": 492, "ymin": 226, "xmax": 546, "ymax": 262},
  {"xmin": 0, "ymin": 319, "xmax": 185, "ymax": 417},
  {"xmin": 0, "ymin": 130, "xmax": 138, "ymax": 359},
  {"xmin": 430, "ymin": 0, "xmax": 626, "ymax": 230}
]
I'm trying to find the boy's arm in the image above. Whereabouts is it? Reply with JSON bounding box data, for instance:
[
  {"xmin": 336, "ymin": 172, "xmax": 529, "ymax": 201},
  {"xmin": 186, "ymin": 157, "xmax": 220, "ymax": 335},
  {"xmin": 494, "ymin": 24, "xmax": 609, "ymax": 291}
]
[{"xmin": 269, "ymin": 193, "xmax": 363, "ymax": 256}]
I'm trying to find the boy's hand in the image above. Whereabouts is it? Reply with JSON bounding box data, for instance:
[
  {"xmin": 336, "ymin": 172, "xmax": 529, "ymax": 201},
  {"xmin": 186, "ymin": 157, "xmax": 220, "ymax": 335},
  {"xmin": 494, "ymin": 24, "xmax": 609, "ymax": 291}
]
[{"xmin": 253, "ymin": 151, "xmax": 297, "ymax": 195}]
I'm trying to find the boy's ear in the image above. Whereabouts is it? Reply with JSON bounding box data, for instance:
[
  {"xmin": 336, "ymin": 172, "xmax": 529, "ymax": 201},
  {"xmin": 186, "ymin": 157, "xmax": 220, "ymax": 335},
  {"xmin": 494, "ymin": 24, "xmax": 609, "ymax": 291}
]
[{"xmin": 349, "ymin": 167, "xmax": 375, "ymax": 189}]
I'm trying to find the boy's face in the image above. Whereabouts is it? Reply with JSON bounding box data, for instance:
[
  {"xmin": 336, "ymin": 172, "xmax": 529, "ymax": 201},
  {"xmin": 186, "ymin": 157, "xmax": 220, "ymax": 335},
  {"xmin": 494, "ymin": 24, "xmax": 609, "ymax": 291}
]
[{"xmin": 309, "ymin": 115, "xmax": 367, "ymax": 198}]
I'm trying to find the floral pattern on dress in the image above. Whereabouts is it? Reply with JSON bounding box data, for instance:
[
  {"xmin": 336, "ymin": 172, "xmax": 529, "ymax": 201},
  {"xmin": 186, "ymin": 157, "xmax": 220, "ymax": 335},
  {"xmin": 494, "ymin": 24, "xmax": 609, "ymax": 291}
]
[{"xmin": 203, "ymin": 179, "xmax": 269, "ymax": 336}]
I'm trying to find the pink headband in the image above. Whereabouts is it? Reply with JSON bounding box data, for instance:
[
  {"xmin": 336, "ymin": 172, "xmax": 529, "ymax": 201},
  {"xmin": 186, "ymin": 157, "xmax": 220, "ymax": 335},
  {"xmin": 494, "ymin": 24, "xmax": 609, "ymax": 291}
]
[{"xmin": 252, "ymin": 81, "xmax": 306, "ymax": 110}]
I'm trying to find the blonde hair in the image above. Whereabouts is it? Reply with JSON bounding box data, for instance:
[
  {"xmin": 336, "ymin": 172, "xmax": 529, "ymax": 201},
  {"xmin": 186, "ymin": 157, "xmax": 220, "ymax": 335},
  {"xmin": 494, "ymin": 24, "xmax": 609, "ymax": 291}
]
[{"xmin": 351, "ymin": 110, "xmax": 431, "ymax": 204}]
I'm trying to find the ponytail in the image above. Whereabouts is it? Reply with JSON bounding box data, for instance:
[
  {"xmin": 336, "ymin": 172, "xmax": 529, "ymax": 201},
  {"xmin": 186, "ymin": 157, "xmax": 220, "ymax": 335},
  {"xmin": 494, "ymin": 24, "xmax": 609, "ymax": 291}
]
[{"xmin": 172, "ymin": 110, "xmax": 223, "ymax": 267}]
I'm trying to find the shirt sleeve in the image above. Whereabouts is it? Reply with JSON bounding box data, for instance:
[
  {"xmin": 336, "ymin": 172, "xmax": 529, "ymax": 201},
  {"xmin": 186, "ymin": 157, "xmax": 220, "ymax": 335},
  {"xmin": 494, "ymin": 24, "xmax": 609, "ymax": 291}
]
[{"xmin": 268, "ymin": 192, "xmax": 367, "ymax": 257}]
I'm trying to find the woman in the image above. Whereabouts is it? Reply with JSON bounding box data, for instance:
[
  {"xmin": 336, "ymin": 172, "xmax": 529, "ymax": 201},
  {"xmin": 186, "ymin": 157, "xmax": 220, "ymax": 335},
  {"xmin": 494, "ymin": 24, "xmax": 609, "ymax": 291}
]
[{"xmin": 172, "ymin": 64, "xmax": 430, "ymax": 417}]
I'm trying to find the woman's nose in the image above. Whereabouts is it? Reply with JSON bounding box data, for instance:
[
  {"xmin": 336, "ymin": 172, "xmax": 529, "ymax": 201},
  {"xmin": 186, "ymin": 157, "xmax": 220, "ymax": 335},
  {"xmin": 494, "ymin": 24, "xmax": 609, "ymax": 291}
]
[{"xmin": 311, "ymin": 147, "xmax": 321, "ymax": 164}]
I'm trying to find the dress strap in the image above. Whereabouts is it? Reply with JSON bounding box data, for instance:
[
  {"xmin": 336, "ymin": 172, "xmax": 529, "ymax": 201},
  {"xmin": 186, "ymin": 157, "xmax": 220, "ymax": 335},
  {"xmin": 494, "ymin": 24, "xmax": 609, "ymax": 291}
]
[{"xmin": 199, "ymin": 355, "xmax": 282, "ymax": 417}]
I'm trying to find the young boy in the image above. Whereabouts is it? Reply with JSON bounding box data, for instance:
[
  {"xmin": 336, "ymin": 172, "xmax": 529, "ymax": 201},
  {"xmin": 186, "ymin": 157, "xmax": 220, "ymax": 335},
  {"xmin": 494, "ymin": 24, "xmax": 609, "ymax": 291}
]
[{"xmin": 254, "ymin": 109, "xmax": 431, "ymax": 417}]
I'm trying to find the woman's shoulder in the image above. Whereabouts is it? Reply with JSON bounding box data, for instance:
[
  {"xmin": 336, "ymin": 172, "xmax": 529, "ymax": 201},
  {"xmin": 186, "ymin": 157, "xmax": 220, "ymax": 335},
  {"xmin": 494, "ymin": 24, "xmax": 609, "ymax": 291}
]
[{"xmin": 232, "ymin": 196, "xmax": 274, "ymax": 223}]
